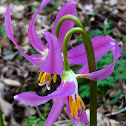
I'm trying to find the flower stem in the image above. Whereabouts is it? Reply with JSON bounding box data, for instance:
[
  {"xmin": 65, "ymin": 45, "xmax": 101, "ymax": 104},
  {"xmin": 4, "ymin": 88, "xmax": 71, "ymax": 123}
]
[
  {"xmin": 63, "ymin": 27, "xmax": 97, "ymax": 125},
  {"xmin": 55, "ymin": 15, "xmax": 97, "ymax": 126},
  {"xmin": 55, "ymin": 15, "xmax": 84, "ymax": 38}
]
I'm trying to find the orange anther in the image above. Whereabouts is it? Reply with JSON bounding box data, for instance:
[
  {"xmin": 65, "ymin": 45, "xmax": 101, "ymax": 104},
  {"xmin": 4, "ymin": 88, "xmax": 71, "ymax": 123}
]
[
  {"xmin": 77, "ymin": 96, "xmax": 81, "ymax": 110},
  {"xmin": 70, "ymin": 101, "xmax": 76, "ymax": 117},
  {"xmin": 53, "ymin": 74, "xmax": 57, "ymax": 83},
  {"xmin": 40, "ymin": 72, "xmax": 47, "ymax": 84},
  {"xmin": 74, "ymin": 105, "xmax": 79, "ymax": 119},
  {"xmin": 48, "ymin": 73, "xmax": 51, "ymax": 84},
  {"xmin": 69, "ymin": 96, "xmax": 72, "ymax": 107},
  {"xmin": 38, "ymin": 72, "xmax": 43, "ymax": 80}
]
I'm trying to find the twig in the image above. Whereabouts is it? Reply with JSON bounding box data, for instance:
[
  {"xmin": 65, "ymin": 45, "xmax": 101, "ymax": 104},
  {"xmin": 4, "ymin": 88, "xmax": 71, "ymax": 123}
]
[
  {"xmin": 105, "ymin": 107, "xmax": 126, "ymax": 117},
  {"xmin": 60, "ymin": 113, "xmax": 67, "ymax": 120},
  {"xmin": 53, "ymin": 119, "xmax": 69, "ymax": 125},
  {"xmin": 35, "ymin": 107, "xmax": 44, "ymax": 120}
]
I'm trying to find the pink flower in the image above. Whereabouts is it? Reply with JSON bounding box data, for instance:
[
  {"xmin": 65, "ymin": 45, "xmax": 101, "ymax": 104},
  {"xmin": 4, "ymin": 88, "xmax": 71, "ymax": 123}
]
[
  {"xmin": 5, "ymin": 0, "xmax": 76, "ymax": 87},
  {"xmin": 5, "ymin": 0, "xmax": 121, "ymax": 125},
  {"xmin": 14, "ymin": 70, "xmax": 90, "ymax": 126}
]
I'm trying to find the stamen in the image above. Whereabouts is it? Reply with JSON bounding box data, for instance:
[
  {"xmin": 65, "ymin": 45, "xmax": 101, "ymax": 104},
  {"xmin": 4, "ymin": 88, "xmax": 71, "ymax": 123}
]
[
  {"xmin": 69, "ymin": 96, "xmax": 72, "ymax": 107},
  {"xmin": 77, "ymin": 96, "xmax": 81, "ymax": 110},
  {"xmin": 39, "ymin": 83, "xmax": 45, "ymax": 86},
  {"xmin": 70, "ymin": 101, "xmax": 76, "ymax": 117},
  {"xmin": 48, "ymin": 73, "xmax": 51, "ymax": 84},
  {"xmin": 53, "ymin": 74, "xmax": 57, "ymax": 83},
  {"xmin": 38, "ymin": 72, "xmax": 57, "ymax": 90},
  {"xmin": 46, "ymin": 84, "xmax": 50, "ymax": 90},
  {"xmin": 38, "ymin": 72, "xmax": 43, "ymax": 80},
  {"xmin": 40, "ymin": 72, "xmax": 47, "ymax": 84},
  {"xmin": 69, "ymin": 95, "xmax": 86, "ymax": 118},
  {"xmin": 74, "ymin": 105, "xmax": 79, "ymax": 119},
  {"xmin": 70, "ymin": 101, "xmax": 79, "ymax": 119},
  {"xmin": 45, "ymin": 73, "xmax": 49, "ymax": 82},
  {"xmin": 79, "ymin": 97, "xmax": 86, "ymax": 113},
  {"xmin": 76, "ymin": 74, "xmax": 90, "ymax": 79}
]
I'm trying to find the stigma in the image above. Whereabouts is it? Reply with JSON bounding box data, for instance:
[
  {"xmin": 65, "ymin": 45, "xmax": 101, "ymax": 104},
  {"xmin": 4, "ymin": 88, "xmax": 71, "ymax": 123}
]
[
  {"xmin": 38, "ymin": 72, "xmax": 57, "ymax": 90},
  {"xmin": 69, "ymin": 95, "xmax": 86, "ymax": 119}
]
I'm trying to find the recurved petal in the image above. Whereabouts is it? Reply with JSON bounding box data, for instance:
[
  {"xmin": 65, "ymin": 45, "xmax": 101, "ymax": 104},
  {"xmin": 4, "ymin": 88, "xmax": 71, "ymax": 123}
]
[
  {"xmin": 78, "ymin": 64, "xmax": 89, "ymax": 74},
  {"xmin": 28, "ymin": 0, "xmax": 55, "ymax": 53},
  {"xmin": 28, "ymin": 0, "xmax": 61, "ymax": 53},
  {"xmin": 28, "ymin": 6, "xmax": 47, "ymax": 53},
  {"xmin": 39, "ymin": 31, "xmax": 64, "ymax": 75},
  {"xmin": 78, "ymin": 110, "xmax": 89, "ymax": 125},
  {"xmin": 68, "ymin": 36, "xmax": 115, "ymax": 64},
  {"xmin": 5, "ymin": 5, "xmax": 44, "ymax": 65},
  {"xmin": 52, "ymin": 1, "xmax": 76, "ymax": 51},
  {"xmin": 44, "ymin": 98, "xmax": 65, "ymax": 126},
  {"xmin": 14, "ymin": 81, "xmax": 75, "ymax": 107},
  {"xmin": 66, "ymin": 98, "xmax": 81, "ymax": 126},
  {"xmin": 77, "ymin": 39, "xmax": 121, "ymax": 81}
]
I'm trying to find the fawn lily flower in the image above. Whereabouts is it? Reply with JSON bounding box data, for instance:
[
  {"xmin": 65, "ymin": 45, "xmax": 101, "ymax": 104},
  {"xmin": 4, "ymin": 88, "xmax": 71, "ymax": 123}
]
[
  {"xmin": 13, "ymin": 37, "xmax": 121, "ymax": 125},
  {"xmin": 5, "ymin": 1, "xmax": 76, "ymax": 88},
  {"xmin": 14, "ymin": 70, "xmax": 90, "ymax": 126}
]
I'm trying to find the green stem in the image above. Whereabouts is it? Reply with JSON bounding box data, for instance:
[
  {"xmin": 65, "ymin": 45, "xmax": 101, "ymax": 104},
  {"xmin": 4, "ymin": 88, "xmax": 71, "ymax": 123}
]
[
  {"xmin": 63, "ymin": 27, "xmax": 97, "ymax": 125},
  {"xmin": 55, "ymin": 15, "xmax": 84, "ymax": 38},
  {"xmin": 55, "ymin": 15, "xmax": 97, "ymax": 126},
  {"xmin": 0, "ymin": 106, "xmax": 4, "ymax": 126}
]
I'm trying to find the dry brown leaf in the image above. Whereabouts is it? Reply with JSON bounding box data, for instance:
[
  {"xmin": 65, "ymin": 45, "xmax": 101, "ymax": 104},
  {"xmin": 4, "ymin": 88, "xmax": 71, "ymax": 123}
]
[
  {"xmin": 3, "ymin": 78, "xmax": 21, "ymax": 86},
  {"xmin": 109, "ymin": 0, "xmax": 118, "ymax": 6},
  {"xmin": 86, "ymin": 109, "xmax": 119, "ymax": 126},
  {"xmin": 0, "ymin": 97, "xmax": 13, "ymax": 117}
]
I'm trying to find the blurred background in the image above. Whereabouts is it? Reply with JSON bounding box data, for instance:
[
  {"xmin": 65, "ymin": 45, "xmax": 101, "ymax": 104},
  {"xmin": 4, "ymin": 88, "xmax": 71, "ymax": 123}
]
[{"xmin": 0, "ymin": 0, "xmax": 126, "ymax": 125}]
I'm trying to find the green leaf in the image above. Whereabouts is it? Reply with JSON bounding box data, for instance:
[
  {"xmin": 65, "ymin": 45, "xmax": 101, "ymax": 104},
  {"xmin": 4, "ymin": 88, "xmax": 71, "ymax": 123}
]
[
  {"xmin": 102, "ymin": 23, "xmax": 112, "ymax": 30},
  {"xmin": 88, "ymin": 29, "xmax": 103, "ymax": 37},
  {"xmin": 29, "ymin": 116, "xmax": 36, "ymax": 120},
  {"xmin": 79, "ymin": 84, "xmax": 90, "ymax": 98},
  {"xmin": 0, "ymin": 26, "xmax": 6, "ymax": 37},
  {"xmin": 112, "ymin": 90, "xmax": 124, "ymax": 103}
]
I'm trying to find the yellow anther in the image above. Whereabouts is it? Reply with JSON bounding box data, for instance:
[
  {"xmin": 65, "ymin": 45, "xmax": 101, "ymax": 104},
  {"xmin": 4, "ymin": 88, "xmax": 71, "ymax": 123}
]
[
  {"xmin": 74, "ymin": 105, "xmax": 79, "ymax": 119},
  {"xmin": 76, "ymin": 74, "xmax": 90, "ymax": 79},
  {"xmin": 77, "ymin": 96, "xmax": 81, "ymax": 110},
  {"xmin": 48, "ymin": 73, "xmax": 51, "ymax": 84},
  {"xmin": 80, "ymin": 97, "xmax": 86, "ymax": 113},
  {"xmin": 38, "ymin": 72, "xmax": 43, "ymax": 80},
  {"xmin": 69, "ymin": 95, "xmax": 86, "ymax": 118},
  {"xmin": 69, "ymin": 96, "xmax": 72, "ymax": 107},
  {"xmin": 40, "ymin": 72, "xmax": 47, "ymax": 84},
  {"xmin": 70, "ymin": 101, "xmax": 76, "ymax": 117},
  {"xmin": 53, "ymin": 74, "xmax": 57, "ymax": 83},
  {"xmin": 70, "ymin": 101, "xmax": 79, "ymax": 119}
]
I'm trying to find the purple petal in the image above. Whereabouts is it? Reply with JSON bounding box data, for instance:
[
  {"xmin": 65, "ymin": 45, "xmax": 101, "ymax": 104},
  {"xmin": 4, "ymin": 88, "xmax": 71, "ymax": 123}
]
[
  {"xmin": 52, "ymin": 1, "xmax": 76, "ymax": 51},
  {"xmin": 66, "ymin": 97, "xmax": 81, "ymax": 126},
  {"xmin": 44, "ymin": 98, "xmax": 65, "ymax": 126},
  {"xmin": 5, "ymin": 5, "xmax": 44, "ymax": 65},
  {"xmin": 41, "ymin": 0, "xmax": 53, "ymax": 6},
  {"xmin": 28, "ymin": 5, "xmax": 48, "ymax": 53},
  {"xmin": 78, "ymin": 64, "xmax": 89, "ymax": 74},
  {"xmin": 77, "ymin": 39, "xmax": 121, "ymax": 81},
  {"xmin": 28, "ymin": 0, "xmax": 54, "ymax": 53},
  {"xmin": 78, "ymin": 61, "xmax": 98, "ymax": 74},
  {"xmin": 39, "ymin": 31, "xmax": 64, "ymax": 75},
  {"xmin": 78, "ymin": 110, "xmax": 89, "ymax": 125},
  {"xmin": 68, "ymin": 36, "xmax": 115, "ymax": 64},
  {"xmin": 14, "ymin": 81, "xmax": 75, "ymax": 107}
]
